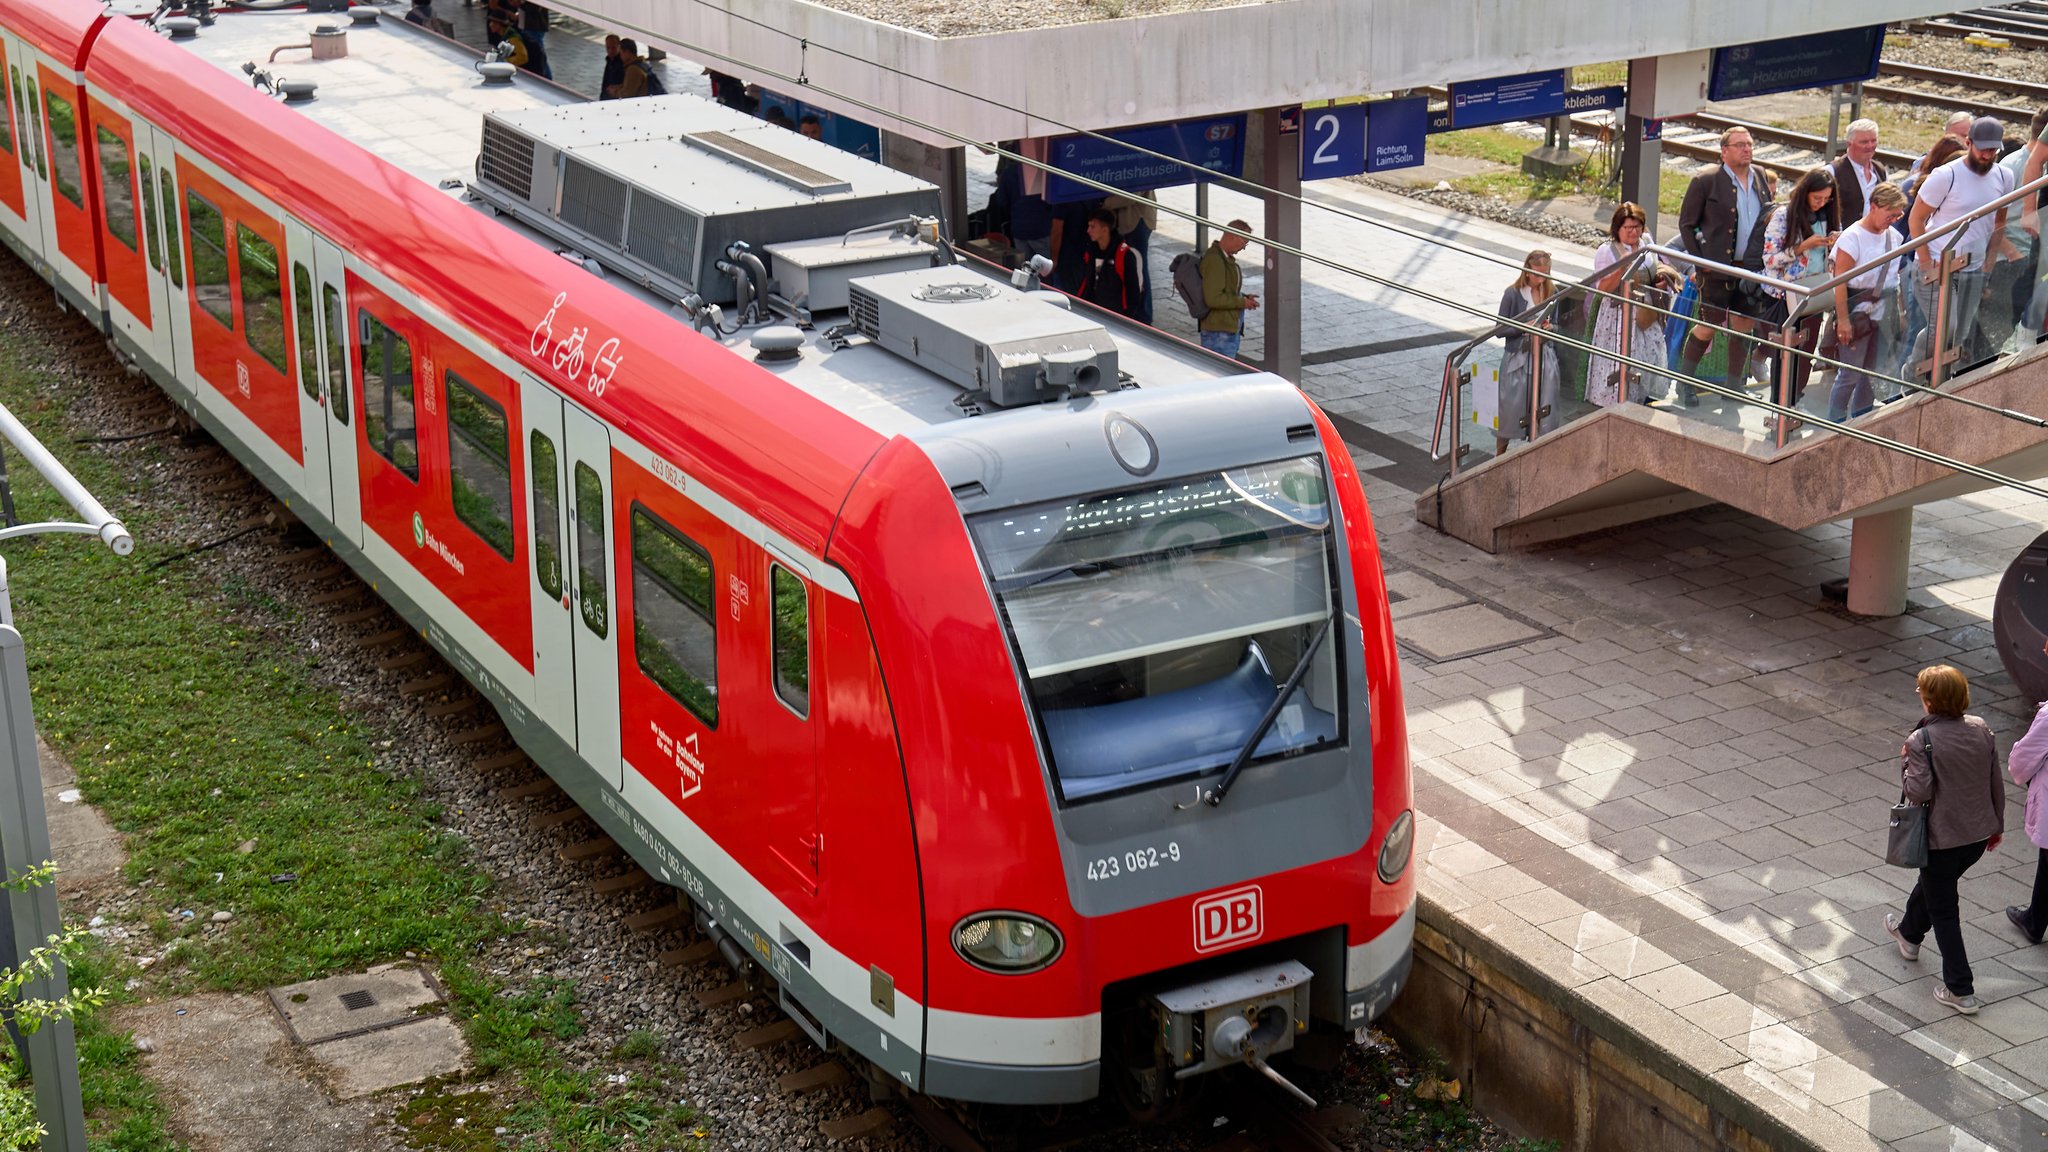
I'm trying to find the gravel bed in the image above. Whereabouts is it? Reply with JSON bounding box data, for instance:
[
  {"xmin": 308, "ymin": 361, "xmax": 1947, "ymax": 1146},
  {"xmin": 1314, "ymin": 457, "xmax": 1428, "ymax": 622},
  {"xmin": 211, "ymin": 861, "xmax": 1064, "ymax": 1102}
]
[
  {"xmin": 1886, "ymin": 30, "xmax": 2048, "ymax": 88},
  {"xmin": 0, "ymin": 253, "xmax": 1516, "ymax": 1151},
  {"xmin": 1356, "ymin": 177, "xmax": 1607, "ymax": 248}
]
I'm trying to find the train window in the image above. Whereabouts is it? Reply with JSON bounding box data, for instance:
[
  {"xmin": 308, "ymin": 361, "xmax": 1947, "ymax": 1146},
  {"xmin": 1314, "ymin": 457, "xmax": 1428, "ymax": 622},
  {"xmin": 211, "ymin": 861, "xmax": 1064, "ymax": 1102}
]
[
  {"xmin": 630, "ymin": 506, "xmax": 717, "ymax": 725},
  {"xmin": 357, "ymin": 310, "xmax": 418, "ymax": 480},
  {"xmin": 323, "ymin": 284, "xmax": 346, "ymax": 423},
  {"xmin": 0, "ymin": 56, "xmax": 11, "ymax": 158},
  {"xmin": 186, "ymin": 192, "xmax": 231, "ymax": 328},
  {"xmin": 573, "ymin": 463, "xmax": 607, "ymax": 638},
  {"xmin": 139, "ymin": 155, "xmax": 162, "ymax": 274},
  {"xmin": 19, "ymin": 73, "xmax": 42, "ymax": 180},
  {"xmin": 160, "ymin": 168, "xmax": 182, "ymax": 288},
  {"xmin": 968, "ymin": 456, "xmax": 1343, "ymax": 802},
  {"xmin": 95, "ymin": 126, "xmax": 136, "ymax": 251},
  {"xmin": 770, "ymin": 565, "xmax": 808, "ymax": 718},
  {"xmin": 7, "ymin": 70, "xmax": 22, "ymax": 167},
  {"xmin": 41, "ymin": 90, "xmax": 80, "ymax": 207},
  {"xmin": 238, "ymin": 226, "xmax": 287, "ymax": 373},
  {"xmin": 292, "ymin": 264, "xmax": 317, "ymax": 400},
  {"xmin": 529, "ymin": 431, "xmax": 562, "ymax": 600},
  {"xmin": 445, "ymin": 371, "xmax": 515, "ymax": 561}
]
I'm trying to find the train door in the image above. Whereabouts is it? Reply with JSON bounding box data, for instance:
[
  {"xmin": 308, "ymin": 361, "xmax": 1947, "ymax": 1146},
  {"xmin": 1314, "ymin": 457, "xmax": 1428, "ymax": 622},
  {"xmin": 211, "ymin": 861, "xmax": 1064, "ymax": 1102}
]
[
  {"xmin": 283, "ymin": 216, "xmax": 332, "ymax": 524},
  {"xmin": 521, "ymin": 377, "xmax": 576, "ymax": 745},
  {"xmin": 0, "ymin": 39, "xmax": 29, "ymax": 246},
  {"xmin": 311, "ymin": 234, "xmax": 358, "ymax": 543},
  {"xmin": 564, "ymin": 403, "xmax": 620, "ymax": 789},
  {"xmin": 3, "ymin": 48, "xmax": 51, "ymax": 268},
  {"xmin": 131, "ymin": 122, "xmax": 180, "ymax": 379}
]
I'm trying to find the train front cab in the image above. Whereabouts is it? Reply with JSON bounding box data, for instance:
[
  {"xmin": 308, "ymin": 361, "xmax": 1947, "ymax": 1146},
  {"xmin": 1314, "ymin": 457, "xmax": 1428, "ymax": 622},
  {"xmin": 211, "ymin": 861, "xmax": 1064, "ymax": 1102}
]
[{"xmin": 836, "ymin": 374, "xmax": 1415, "ymax": 1108}]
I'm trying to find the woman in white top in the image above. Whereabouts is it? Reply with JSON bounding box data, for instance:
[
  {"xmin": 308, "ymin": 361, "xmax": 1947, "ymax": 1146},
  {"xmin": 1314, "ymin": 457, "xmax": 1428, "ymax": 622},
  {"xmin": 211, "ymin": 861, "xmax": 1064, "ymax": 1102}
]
[
  {"xmin": 1585, "ymin": 203, "xmax": 1664, "ymax": 406},
  {"xmin": 1828, "ymin": 182, "xmax": 1908, "ymax": 422},
  {"xmin": 1493, "ymin": 250, "xmax": 1561, "ymax": 455}
]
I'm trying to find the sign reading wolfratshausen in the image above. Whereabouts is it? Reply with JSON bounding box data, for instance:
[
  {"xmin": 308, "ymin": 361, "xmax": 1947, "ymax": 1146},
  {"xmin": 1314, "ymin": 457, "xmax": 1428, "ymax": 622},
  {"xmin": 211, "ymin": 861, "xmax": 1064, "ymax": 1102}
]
[
  {"xmin": 1708, "ymin": 26, "xmax": 1886, "ymax": 102},
  {"xmin": 1045, "ymin": 115, "xmax": 1248, "ymax": 203},
  {"xmin": 1366, "ymin": 96, "xmax": 1428, "ymax": 173}
]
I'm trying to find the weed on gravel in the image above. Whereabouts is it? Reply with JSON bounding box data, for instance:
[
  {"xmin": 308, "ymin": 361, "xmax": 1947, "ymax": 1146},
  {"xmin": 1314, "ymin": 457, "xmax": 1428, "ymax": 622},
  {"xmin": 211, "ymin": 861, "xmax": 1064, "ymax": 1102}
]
[{"xmin": 0, "ymin": 288, "xmax": 704, "ymax": 1149}]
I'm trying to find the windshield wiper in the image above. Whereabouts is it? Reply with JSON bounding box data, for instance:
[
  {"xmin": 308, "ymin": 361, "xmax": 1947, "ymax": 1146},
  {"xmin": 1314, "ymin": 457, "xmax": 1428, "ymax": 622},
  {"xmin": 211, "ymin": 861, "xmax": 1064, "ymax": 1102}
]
[{"xmin": 1204, "ymin": 614, "xmax": 1335, "ymax": 807}]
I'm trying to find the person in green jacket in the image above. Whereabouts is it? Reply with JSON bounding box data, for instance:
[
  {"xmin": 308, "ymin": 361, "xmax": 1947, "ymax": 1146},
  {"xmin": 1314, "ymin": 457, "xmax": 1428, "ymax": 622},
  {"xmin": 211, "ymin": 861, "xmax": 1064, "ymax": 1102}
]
[{"xmin": 1198, "ymin": 219, "xmax": 1259, "ymax": 359}]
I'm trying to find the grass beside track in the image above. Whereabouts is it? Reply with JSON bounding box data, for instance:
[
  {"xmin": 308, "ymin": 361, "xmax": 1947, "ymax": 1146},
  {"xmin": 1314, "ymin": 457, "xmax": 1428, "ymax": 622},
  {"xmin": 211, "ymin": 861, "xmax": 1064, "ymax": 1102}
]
[{"xmin": 0, "ymin": 316, "xmax": 705, "ymax": 1148}]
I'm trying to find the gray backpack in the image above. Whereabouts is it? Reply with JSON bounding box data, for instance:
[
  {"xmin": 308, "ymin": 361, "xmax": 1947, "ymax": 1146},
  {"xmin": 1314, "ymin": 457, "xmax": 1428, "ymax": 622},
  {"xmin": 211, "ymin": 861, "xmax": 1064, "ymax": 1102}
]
[{"xmin": 1169, "ymin": 252, "xmax": 1208, "ymax": 321}]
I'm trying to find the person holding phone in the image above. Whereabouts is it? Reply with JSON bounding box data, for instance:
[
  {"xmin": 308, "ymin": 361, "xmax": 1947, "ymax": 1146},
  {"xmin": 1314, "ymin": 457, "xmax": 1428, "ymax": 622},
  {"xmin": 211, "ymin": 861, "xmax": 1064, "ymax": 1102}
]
[
  {"xmin": 1907, "ymin": 117, "xmax": 2019, "ymax": 381},
  {"xmin": 1761, "ymin": 167, "xmax": 1842, "ymax": 416}
]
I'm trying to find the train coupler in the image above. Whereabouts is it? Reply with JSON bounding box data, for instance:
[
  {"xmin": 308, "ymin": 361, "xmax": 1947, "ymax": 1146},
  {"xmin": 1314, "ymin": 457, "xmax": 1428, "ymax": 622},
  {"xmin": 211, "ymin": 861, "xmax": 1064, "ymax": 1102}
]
[{"xmin": 1152, "ymin": 959, "xmax": 1316, "ymax": 1105}]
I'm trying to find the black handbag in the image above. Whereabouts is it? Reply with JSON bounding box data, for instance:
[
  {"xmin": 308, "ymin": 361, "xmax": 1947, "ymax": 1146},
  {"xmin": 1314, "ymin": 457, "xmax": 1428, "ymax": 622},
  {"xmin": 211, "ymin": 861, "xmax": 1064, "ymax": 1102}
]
[{"xmin": 1886, "ymin": 730, "xmax": 1936, "ymax": 869}]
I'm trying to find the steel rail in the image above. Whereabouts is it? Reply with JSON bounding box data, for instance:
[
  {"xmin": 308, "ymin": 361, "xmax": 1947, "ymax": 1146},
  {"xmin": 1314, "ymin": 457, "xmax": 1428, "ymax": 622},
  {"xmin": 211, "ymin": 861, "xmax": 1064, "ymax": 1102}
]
[
  {"xmin": 1879, "ymin": 58, "xmax": 2048, "ymax": 106},
  {"xmin": 1859, "ymin": 80, "xmax": 2034, "ymax": 123},
  {"xmin": 1905, "ymin": 19, "xmax": 2048, "ymax": 53}
]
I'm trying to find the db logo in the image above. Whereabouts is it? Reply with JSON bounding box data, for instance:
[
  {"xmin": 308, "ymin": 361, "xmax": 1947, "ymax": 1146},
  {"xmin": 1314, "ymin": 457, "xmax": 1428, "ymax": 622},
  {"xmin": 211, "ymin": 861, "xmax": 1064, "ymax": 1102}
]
[{"xmin": 1193, "ymin": 885, "xmax": 1262, "ymax": 953}]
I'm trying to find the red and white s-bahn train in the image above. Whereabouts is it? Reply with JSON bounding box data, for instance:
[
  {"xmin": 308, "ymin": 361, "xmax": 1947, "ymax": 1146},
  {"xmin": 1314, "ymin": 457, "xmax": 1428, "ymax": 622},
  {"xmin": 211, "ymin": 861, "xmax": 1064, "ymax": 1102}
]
[{"xmin": 0, "ymin": 0, "xmax": 1414, "ymax": 1109}]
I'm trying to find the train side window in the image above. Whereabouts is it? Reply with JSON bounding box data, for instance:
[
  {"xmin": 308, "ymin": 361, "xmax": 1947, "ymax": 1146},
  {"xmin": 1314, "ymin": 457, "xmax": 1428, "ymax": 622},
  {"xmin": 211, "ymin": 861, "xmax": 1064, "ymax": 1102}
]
[
  {"xmin": 770, "ymin": 565, "xmax": 809, "ymax": 719},
  {"xmin": 237, "ymin": 225, "xmax": 287, "ymax": 373},
  {"xmin": 7, "ymin": 70, "xmax": 24, "ymax": 168},
  {"xmin": 94, "ymin": 125, "xmax": 135, "ymax": 250},
  {"xmin": 0, "ymin": 53, "xmax": 12, "ymax": 158},
  {"xmin": 322, "ymin": 284, "xmax": 346, "ymax": 423},
  {"xmin": 160, "ymin": 168, "xmax": 181, "ymax": 287},
  {"xmin": 291, "ymin": 264, "xmax": 317, "ymax": 399},
  {"xmin": 357, "ymin": 309, "xmax": 418, "ymax": 479},
  {"xmin": 529, "ymin": 431, "xmax": 562, "ymax": 600},
  {"xmin": 630, "ymin": 506, "xmax": 717, "ymax": 725},
  {"xmin": 186, "ymin": 192, "xmax": 231, "ymax": 327},
  {"xmin": 573, "ymin": 463, "xmax": 607, "ymax": 638},
  {"xmin": 19, "ymin": 74, "xmax": 43, "ymax": 180},
  {"xmin": 138, "ymin": 154, "xmax": 162, "ymax": 273},
  {"xmin": 41, "ymin": 89, "xmax": 80, "ymax": 207},
  {"xmin": 445, "ymin": 370, "xmax": 514, "ymax": 560}
]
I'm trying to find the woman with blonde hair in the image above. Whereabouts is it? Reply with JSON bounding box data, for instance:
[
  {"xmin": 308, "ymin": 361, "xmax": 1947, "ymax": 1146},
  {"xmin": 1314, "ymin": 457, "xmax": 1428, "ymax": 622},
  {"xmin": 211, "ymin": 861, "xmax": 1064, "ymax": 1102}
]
[
  {"xmin": 1885, "ymin": 664, "xmax": 2003, "ymax": 1015},
  {"xmin": 1494, "ymin": 249, "xmax": 1561, "ymax": 455}
]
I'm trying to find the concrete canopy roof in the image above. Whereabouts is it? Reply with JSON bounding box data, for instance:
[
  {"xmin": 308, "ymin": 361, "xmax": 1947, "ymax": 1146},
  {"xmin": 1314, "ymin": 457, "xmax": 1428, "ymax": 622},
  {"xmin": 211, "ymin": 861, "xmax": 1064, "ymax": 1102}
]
[{"xmin": 559, "ymin": 0, "xmax": 1962, "ymax": 148}]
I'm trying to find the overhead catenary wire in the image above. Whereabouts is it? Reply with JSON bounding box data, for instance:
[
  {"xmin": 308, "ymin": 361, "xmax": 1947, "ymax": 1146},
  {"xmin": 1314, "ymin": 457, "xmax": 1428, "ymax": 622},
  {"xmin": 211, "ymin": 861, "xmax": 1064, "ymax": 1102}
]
[{"xmin": 537, "ymin": 1, "xmax": 2048, "ymax": 500}]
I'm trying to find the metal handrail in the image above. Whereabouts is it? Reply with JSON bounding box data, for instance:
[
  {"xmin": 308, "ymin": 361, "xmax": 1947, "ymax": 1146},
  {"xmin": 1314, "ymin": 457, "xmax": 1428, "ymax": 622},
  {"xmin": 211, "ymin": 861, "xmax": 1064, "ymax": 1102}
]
[{"xmin": 1430, "ymin": 170, "xmax": 2048, "ymax": 469}]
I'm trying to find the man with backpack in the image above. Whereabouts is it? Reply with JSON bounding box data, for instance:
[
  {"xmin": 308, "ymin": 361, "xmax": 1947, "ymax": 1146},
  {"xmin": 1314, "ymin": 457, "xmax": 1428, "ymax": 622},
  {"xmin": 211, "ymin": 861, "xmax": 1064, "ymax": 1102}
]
[
  {"xmin": 609, "ymin": 39, "xmax": 666, "ymax": 98},
  {"xmin": 1076, "ymin": 210, "xmax": 1144, "ymax": 320},
  {"xmin": 1178, "ymin": 220, "xmax": 1258, "ymax": 358}
]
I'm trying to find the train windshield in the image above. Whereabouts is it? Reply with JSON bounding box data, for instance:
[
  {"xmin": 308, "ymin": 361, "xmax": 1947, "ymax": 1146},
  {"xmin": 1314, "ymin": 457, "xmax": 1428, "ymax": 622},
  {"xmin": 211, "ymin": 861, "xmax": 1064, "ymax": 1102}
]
[{"xmin": 970, "ymin": 455, "xmax": 1343, "ymax": 802}]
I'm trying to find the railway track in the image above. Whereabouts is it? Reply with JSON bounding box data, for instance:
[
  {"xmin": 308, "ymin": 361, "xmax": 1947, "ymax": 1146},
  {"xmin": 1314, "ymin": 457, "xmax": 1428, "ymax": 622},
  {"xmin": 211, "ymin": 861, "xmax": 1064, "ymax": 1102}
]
[
  {"xmin": 1878, "ymin": 58, "xmax": 2048, "ymax": 108},
  {"xmin": 1908, "ymin": 14, "xmax": 2048, "ymax": 50}
]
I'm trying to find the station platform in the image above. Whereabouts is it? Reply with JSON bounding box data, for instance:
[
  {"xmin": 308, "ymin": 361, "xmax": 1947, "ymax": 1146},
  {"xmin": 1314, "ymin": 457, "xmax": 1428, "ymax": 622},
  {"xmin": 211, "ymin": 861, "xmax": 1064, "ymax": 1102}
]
[{"xmin": 402, "ymin": 9, "xmax": 2048, "ymax": 1145}]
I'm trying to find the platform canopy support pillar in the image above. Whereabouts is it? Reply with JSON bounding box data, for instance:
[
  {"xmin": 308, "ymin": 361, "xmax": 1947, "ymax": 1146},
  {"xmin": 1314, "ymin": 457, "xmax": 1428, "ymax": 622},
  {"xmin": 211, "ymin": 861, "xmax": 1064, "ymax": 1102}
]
[{"xmin": 1847, "ymin": 507, "xmax": 1915, "ymax": 618}]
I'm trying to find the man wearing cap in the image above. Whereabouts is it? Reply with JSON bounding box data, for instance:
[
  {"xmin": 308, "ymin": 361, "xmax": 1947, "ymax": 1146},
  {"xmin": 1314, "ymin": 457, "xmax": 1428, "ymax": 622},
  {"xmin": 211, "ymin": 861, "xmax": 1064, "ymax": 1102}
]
[{"xmin": 1907, "ymin": 116, "xmax": 2019, "ymax": 380}]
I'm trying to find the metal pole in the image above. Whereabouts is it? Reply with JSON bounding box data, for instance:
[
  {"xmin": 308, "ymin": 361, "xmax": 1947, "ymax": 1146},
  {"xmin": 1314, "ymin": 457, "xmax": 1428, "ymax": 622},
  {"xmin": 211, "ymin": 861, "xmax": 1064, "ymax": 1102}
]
[
  {"xmin": 1619, "ymin": 292, "xmax": 1634, "ymax": 402},
  {"xmin": 1850, "ymin": 81, "xmax": 1865, "ymax": 125},
  {"xmin": 0, "ymin": 561, "xmax": 86, "ymax": 1152},
  {"xmin": 1776, "ymin": 338, "xmax": 1795, "ymax": 449},
  {"xmin": 1195, "ymin": 183, "xmax": 1210, "ymax": 256},
  {"xmin": 1528, "ymin": 331, "xmax": 1544, "ymax": 442},
  {"xmin": 1826, "ymin": 85, "xmax": 1844, "ymax": 160},
  {"xmin": 1931, "ymin": 256, "xmax": 1953, "ymax": 390},
  {"xmin": 0, "ymin": 407, "xmax": 128, "ymax": 555}
]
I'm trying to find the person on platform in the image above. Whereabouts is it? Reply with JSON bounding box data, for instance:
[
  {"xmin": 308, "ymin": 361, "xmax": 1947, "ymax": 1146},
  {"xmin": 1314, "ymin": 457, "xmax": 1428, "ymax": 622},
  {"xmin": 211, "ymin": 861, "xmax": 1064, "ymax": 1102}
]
[
  {"xmin": 1885, "ymin": 664, "xmax": 2003, "ymax": 1017},
  {"xmin": 706, "ymin": 70, "xmax": 757, "ymax": 115},
  {"xmin": 1832, "ymin": 119, "xmax": 1887, "ymax": 224},
  {"xmin": 1825, "ymin": 181, "xmax": 1906, "ymax": 421},
  {"xmin": 1494, "ymin": 250, "xmax": 1561, "ymax": 455},
  {"xmin": 1197, "ymin": 219, "xmax": 1258, "ymax": 361},
  {"xmin": 611, "ymin": 40, "xmax": 663, "ymax": 98},
  {"xmin": 798, "ymin": 114, "xmax": 823, "ymax": 141},
  {"xmin": 1759, "ymin": 166, "xmax": 1840, "ymax": 414},
  {"xmin": 484, "ymin": 14, "xmax": 542, "ymax": 76},
  {"xmin": 1075, "ymin": 209, "xmax": 1145, "ymax": 320},
  {"xmin": 599, "ymin": 35, "xmax": 624, "ymax": 100},
  {"xmin": 2003, "ymin": 638, "xmax": 2048, "ymax": 950},
  {"xmin": 1675, "ymin": 126, "xmax": 1774, "ymax": 401},
  {"xmin": 1586, "ymin": 202, "xmax": 1662, "ymax": 407},
  {"xmin": 403, "ymin": 0, "xmax": 454, "ymax": 34},
  {"xmin": 764, "ymin": 107, "xmax": 793, "ymax": 131},
  {"xmin": 1102, "ymin": 192, "xmax": 1159, "ymax": 324},
  {"xmin": 1906, "ymin": 117, "xmax": 2017, "ymax": 382}
]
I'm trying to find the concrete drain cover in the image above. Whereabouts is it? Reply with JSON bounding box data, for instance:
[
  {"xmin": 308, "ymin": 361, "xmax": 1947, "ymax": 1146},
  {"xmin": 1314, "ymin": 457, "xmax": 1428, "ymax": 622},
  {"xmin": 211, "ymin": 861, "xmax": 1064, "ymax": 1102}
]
[
  {"xmin": 266, "ymin": 963, "xmax": 467, "ymax": 1099},
  {"xmin": 268, "ymin": 964, "xmax": 442, "ymax": 1044}
]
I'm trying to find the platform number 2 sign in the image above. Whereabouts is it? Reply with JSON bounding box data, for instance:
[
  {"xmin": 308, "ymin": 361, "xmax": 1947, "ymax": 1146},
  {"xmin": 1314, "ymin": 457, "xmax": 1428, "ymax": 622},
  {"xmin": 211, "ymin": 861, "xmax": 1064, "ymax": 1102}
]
[{"xmin": 1300, "ymin": 103, "xmax": 1367, "ymax": 182}]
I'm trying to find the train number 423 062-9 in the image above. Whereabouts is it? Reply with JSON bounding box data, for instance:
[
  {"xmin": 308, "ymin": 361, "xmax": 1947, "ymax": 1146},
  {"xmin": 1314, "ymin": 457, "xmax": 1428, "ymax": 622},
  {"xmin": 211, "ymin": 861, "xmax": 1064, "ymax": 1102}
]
[{"xmin": 1087, "ymin": 842, "xmax": 1182, "ymax": 882}]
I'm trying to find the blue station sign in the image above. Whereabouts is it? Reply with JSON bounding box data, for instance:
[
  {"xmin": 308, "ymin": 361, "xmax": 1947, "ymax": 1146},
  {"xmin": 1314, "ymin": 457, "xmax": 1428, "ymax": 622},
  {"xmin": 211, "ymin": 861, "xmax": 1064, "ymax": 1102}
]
[
  {"xmin": 1366, "ymin": 96, "xmax": 1428, "ymax": 173},
  {"xmin": 1709, "ymin": 26, "xmax": 1886, "ymax": 102},
  {"xmin": 756, "ymin": 90, "xmax": 881, "ymax": 160},
  {"xmin": 1449, "ymin": 70, "xmax": 1565, "ymax": 130},
  {"xmin": 1046, "ymin": 115, "xmax": 1248, "ymax": 203},
  {"xmin": 1428, "ymin": 84, "xmax": 1622, "ymax": 133},
  {"xmin": 1300, "ymin": 104, "xmax": 1367, "ymax": 181}
]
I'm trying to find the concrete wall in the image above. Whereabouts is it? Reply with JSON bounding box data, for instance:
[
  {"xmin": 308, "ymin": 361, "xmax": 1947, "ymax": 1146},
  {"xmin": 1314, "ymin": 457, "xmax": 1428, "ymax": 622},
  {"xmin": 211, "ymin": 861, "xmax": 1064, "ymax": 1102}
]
[{"xmin": 556, "ymin": 0, "xmax": 1960, "ymax": 147}]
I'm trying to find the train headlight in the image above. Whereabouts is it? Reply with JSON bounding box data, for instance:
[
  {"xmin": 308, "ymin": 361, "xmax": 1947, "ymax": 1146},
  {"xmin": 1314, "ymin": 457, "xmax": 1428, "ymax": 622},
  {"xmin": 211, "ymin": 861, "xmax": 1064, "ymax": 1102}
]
[
  {"xmin": 952, "ymin": 912, "xmax": 1062, "ymax": 974},
  {"xmin": 1377, "ymin": 809, "xmax": 1414, "ymax": 884}
]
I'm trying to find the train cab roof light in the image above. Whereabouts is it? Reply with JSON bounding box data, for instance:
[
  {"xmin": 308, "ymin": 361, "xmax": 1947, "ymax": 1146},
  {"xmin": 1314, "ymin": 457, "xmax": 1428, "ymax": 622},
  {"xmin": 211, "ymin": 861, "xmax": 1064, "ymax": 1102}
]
[{"xmin": 278, "ymin": 79, "xmax": 319, "ymax": 104}]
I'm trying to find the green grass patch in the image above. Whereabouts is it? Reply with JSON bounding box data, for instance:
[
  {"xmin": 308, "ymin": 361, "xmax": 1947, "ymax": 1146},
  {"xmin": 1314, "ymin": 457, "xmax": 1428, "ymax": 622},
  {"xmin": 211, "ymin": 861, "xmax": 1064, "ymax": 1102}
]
[
  {"xmin": 1429, "ymin": 128, "xmax": 1536, "ymax": 167},
  {"xmin": 0, "ymin": 310, "xmax": 707, "ymax": 1149},
  {"xmin": 1571, "ymin": 61, "xmax": 1627, "ymax": 88}
]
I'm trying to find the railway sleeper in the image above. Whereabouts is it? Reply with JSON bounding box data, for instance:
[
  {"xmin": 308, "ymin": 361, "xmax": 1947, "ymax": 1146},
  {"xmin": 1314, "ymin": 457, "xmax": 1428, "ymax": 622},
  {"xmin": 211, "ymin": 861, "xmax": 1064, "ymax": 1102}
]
[
  {"xmin": 351, "ymin": 628, "xmax": 409, "ymax": 650},
  {"xmin": 402, "ymin": 672, "xmax": 457, "ymax": 698},
  {"xmin": 333, "ymin": 605, "xmax": 389, "ymax": 626},
  {"xmin": 592, "ymin": 869, "xmax": 653, "ymax": 896},
  {"xmin": 819, "ymin": 1107, "xmax": 895, "ymax": 1143},
  {"xmin": 447, "ymin": 720, "xmax": 504, "ymax": 745},
  {"xmin": 624, "ymin": 901, "xmax": 684, "ymax": 934},
  {"xmin": 557, "ymin": 834, "xmax": 616, "ymax": 864},
  {"xmin": 468, "ymin": 748, "xmax": 526, "ymax": 772},
  {"xmin": 659, "ymin": 940, "xmax": 718, "ymax": 968},
  {"xmin": 495, "ymin": 776, "xmax": 559, "ymax": 803},
  {"xmin": 527, "ymin": 805, "xmax": 587, "ymax": 832},
  {"xmin": 777, "ymin": 1062, "xmax": 850, "ymax": 1096},
  {"xmin": 424, "ymin": 695, "xmax": 480, "ymax": 720},
  {"xmin": 375, "ymin": 649, "xmax": 432, "ymax": 674},
  {"xmin": 735, "ymin": 1019, "xmax": 801, "ymax": 1051}
]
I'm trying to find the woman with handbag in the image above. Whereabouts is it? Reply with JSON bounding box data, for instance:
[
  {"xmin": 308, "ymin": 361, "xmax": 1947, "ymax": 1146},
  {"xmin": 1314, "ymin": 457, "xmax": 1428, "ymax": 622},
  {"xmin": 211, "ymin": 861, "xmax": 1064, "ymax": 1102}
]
[
  {"xmin": 2003, "ymin": 640, "xmax": 2048, "ymax": 947},
  {"xmin": 1586, "ymin": 204, "xmax": 1662, "ymax": 407},
  {"xmin": 1760, "ymin": 168, "xmax": 1840, "ymax": 419},
  {"xmin": 1885, "ymin": 663, "xmax": 2004, "ymax": 1015}
]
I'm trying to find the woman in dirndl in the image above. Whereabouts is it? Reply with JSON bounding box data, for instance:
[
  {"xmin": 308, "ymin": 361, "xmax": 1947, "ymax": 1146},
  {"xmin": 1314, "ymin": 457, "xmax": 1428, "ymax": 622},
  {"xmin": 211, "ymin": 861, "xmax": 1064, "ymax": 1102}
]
[{"xmin": 1495, "ymin": 250, "xmax": 1562, "ymax": 455}]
